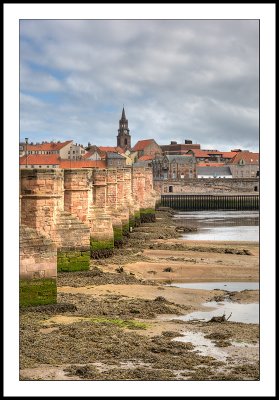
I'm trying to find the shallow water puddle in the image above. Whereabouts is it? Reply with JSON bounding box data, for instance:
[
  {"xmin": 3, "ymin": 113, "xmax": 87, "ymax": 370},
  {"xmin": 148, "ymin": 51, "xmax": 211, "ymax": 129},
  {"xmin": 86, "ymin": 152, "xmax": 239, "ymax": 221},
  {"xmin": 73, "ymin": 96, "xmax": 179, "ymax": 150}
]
[
  {"xmin": 169, "ymin": 282, "xmax": 259, "ymax": 291},
  {"xmin": 177, "ymin": 301, "xmax": 259, "ymax": 324},
  {"xmin": 173, "ymin": 331, "xmax": 228, "ymax": 361},
  {"xmin": 230, "ymin": 340, "xmax": 258, "ymax": 348}
]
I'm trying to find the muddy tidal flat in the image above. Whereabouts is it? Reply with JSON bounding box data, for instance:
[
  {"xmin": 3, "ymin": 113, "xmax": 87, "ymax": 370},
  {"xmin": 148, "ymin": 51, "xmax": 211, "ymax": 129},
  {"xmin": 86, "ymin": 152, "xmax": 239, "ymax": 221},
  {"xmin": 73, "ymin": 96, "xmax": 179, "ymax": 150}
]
[{"xmin": 20, "ymin": 210, "xmax": 259, "ymax": 381}]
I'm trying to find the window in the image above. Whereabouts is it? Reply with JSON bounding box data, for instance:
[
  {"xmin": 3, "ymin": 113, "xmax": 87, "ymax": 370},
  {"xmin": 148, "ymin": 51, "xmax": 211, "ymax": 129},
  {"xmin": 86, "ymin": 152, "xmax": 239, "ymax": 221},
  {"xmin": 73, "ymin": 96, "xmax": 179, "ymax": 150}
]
[
  {"xmin": 68, "ymin": 151, "xmax": 70, "ymax": 154},
  {"xmin": 169, "ymin": 186, "xmax": 173, "ymax": 193}
]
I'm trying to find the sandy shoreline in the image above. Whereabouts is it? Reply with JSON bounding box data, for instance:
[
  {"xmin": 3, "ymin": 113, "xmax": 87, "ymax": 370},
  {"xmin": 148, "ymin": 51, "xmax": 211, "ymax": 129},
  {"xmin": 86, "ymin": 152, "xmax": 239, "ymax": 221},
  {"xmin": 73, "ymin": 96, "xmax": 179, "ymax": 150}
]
[{"xmin": 20, "ymin": 210, "xmax": 259, "ymax": 381}]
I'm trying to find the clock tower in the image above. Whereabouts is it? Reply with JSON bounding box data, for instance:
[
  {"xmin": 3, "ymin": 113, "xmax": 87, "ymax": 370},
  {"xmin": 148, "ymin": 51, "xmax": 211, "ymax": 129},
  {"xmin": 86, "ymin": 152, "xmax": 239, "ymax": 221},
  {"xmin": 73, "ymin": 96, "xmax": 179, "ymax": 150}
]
[{"xmin": 117, "ymin": 107, "xmax": 131, "ymax": 151}]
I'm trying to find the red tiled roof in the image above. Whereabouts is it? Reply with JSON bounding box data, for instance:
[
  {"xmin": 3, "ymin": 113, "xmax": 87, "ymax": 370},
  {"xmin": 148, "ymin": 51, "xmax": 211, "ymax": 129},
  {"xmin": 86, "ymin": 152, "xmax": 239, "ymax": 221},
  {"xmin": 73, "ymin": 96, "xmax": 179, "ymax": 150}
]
[
  {"xmin": 197, "ymin": 162, "xmax": 225, "ymax": 167},
  {"xmin": 60, "ymin": 160, "xmax": 107, "ymax": 169},
  {"xmin": 138, "ymin": 155, "xmax": 155, "ymax": 161},
  {"xmin": 229, "ymin": 152, "xmax": 259, "ymax": 165},
  {"xmin": 204, "ymin": 150, "xmax": 222, "ymax": 155},
  {"xmin": 98, "ymin": 146, "xmax": 125, "ymax": 154},
  {"xmin": 220, "ymin": 152, "xmax": 238, "ymax": 158},
  {"xmin": 187, "ymin": 149, "xmax": 210, "ymax": 157},
  {"xmin": 19, "ymin": 154, "xmax": 106, "ymax": 169},
  {"xmin": 19, "ymin": 154, "xmax": 61, "ymax": 165},
  {"xmin": 26, "ymin": 140, "xmax": 73, "ymax": 151},
  {"xmin": 132, "ymin": 139, "xmax": 154, "ymax": 151},
  {"xmin": 83, "ymin": 150, "xmax": 106, "ymax": 159}
]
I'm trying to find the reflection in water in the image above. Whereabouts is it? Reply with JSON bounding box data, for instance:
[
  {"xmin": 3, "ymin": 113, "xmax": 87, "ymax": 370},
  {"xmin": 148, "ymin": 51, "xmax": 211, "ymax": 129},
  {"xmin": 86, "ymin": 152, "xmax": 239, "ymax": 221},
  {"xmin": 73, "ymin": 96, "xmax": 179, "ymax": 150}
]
[{"xmin": 174, "ymin": 210, "xmax": 259, "ymax": 241}]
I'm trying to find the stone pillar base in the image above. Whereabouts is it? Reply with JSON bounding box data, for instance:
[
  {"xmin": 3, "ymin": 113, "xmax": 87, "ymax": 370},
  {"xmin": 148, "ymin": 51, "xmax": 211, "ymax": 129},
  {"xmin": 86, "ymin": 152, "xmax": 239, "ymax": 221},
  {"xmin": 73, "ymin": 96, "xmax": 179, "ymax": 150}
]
[
  {"xmin": 90, "ymin": 237, "xmax": 114, "ymax": 259},
  {"xmin": 90, "ymin": 208, "xmax": 114, "ymax": 259},
  {"xmin": 140, "ymin": 208, "xmax": 156, "ymax": 223},
  {"xmin": 113, "ymin": 224, "xmax": 124, "ymax": 248},
  {"xmin": 129, "ymin": 215, "xmax": 135, "ymax": 230},
  {"xmin": 133, "ymin": 210, "xmax": 141, "ymax": 227},
  {"xmin": 57, "ymin": 249, "xmax": 90, "ymax": 272},
  {"xmin": 20, "ymin": 278, "xmax": 57, "ymax": 307}
]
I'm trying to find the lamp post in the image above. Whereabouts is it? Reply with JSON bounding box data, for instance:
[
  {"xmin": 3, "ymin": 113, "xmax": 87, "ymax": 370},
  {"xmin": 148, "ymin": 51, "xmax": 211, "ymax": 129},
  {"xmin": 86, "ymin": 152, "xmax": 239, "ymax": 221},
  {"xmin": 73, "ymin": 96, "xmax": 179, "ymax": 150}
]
[{"xmin": 25, "ymin": 138, "xmax": 28, "ymax": 168}]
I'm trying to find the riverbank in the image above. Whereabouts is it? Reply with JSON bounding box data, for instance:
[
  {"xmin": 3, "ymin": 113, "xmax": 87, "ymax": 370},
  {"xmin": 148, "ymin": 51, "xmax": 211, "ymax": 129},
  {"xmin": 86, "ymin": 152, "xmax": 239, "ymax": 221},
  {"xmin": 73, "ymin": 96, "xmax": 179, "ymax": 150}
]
[{"xmin": 20, "ymin": 209, "xmax": 259, "ymax": 381}]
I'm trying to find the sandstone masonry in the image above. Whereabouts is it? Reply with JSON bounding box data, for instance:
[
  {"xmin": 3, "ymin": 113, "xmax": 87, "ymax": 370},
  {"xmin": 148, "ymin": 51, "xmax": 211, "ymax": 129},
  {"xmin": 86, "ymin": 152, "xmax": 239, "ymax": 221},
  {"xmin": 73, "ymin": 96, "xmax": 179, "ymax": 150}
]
[
  {"xmin": 20, "ymin": 167, "xmax": 157, "ymax": 305},
  {"xmin": 154, "ymin": 178, "xmax": 259, "ymax": 194}
]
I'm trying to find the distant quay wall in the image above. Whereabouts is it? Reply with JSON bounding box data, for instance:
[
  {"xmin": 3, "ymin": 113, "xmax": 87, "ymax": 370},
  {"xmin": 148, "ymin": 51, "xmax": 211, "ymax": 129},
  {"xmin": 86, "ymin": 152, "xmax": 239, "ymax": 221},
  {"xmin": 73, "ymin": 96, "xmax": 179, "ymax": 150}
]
[{"xmin": 154, "ymin": 178, "xmax": 259, "ymax": 194}]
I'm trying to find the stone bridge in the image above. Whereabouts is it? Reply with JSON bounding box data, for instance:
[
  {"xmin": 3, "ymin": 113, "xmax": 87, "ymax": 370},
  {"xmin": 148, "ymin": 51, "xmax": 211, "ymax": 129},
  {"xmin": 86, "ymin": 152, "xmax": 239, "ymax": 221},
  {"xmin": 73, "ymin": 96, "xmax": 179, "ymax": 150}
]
[{"xmin": 20, "ymin": 167, "xmax": 157, "ymax": 306}]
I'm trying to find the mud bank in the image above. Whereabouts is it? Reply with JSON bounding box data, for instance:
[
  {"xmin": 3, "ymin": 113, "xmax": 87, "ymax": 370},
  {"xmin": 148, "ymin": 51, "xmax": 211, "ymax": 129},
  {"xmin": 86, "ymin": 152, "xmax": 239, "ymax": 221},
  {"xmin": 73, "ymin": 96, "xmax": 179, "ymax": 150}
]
[{"xmin": 20, "ymin": 209, "xmax": 259, "ymax": 381}]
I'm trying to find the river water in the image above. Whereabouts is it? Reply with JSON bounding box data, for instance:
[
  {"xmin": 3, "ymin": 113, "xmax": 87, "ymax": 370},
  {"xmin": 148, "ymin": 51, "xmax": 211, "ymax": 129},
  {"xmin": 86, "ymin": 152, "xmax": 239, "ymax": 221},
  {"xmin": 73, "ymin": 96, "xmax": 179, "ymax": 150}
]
[
  {"xmin": 170, "ymin": 282, "xmax": 259, "ymax": 291},
  {"xmin": 170, "ymin": 211, "xmax": 259, "ymax": 324},
  {"xmin": 173, "ymin": 210, "xmax": 259, "ymax": 242},
  {"xmin": 169, "ymin": 282, "xmax": 259, "ymax": 324}
]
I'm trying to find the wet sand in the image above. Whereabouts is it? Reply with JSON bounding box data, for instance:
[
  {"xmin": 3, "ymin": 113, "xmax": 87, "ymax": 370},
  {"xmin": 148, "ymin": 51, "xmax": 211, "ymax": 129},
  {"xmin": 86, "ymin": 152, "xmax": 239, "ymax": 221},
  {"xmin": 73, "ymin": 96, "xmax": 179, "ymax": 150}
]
[{"xmin": 20, "ymin": 210, "xmax": 259, "ymax": 381}]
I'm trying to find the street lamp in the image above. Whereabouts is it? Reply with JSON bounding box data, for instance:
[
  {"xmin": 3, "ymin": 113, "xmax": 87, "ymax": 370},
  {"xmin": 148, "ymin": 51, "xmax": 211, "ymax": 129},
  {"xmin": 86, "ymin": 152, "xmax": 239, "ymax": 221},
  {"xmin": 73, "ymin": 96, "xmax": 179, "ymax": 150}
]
[{"xmin": 25, "ymin": 138, "xmax": 28, "ymax": 168}]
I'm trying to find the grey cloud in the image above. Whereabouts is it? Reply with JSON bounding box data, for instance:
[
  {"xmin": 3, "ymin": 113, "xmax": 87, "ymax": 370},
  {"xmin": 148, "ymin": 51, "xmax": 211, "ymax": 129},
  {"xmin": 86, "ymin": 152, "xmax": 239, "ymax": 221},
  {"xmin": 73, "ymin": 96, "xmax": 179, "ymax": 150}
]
[{"xmin": 20, "ymin": 19, "xmax": 259, "ymax": 151}]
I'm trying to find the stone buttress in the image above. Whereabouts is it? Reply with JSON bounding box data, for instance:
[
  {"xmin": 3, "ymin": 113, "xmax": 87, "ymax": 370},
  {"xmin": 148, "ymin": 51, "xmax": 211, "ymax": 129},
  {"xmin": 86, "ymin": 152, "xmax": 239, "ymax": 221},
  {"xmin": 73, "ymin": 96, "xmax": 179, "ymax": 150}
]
[
  {"xmin": 90, "ymin": 169, "xmax": 114, "ymax": 258},
  {"xmin": 116, "ymin": 168, "xmax": 131, "ymax": 236},
  {"xmin": 20, "ymin": 169, "xmax": 90, "ymax": 278},
  {"xmin": 131, "ymin": 168, "xmax": 142, "ymax": 227},
  {"xmin": 20, "ymin": 225, "xmax": 57, "ymax": 306},
  {"xmin": 106, "ymin": 169, "xmax": 124, "ymax": 247},
  {"xmin": 19, "ymin": 167, "xmax": 157, "ymax": 305},
  {"xmin": 123, "ymin": 168, "xmax": 137, "ymax": 230},
  {"xmin": 132, "ymin": 167, "xmax": 156, "ymax": 223},
  {"xmin": 142, "ymin": 167, "xmax": 157, "ymax": 222}
]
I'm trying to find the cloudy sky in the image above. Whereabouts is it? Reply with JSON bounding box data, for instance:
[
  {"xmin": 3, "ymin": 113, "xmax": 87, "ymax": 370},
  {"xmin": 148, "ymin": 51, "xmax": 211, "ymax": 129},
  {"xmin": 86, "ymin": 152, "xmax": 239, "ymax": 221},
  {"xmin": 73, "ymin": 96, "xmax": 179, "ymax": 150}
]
[{"xmin": 20, "ymin": 19, "xmax": 259, "ymax": 151}]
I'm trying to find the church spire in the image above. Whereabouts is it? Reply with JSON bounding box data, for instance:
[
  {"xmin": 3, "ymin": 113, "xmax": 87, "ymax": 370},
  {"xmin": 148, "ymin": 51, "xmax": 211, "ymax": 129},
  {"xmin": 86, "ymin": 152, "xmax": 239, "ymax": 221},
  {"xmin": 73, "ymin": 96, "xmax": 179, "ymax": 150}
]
[
  {"xmin": 117, "ymin": 107, "xmax": 131, "ymax": 151},
  {"xmin": 121, "ymin": 106, "xmax": 126, "ymax": 120}
]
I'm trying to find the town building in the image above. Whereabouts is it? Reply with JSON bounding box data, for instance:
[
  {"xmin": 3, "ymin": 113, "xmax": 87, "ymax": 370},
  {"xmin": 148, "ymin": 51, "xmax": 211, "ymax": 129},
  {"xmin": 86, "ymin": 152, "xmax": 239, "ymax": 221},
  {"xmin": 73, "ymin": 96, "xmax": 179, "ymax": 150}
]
[
  {"xmin": 186, "ymin": 149, "xmax": 239, "ymax": 164},
  {"xmin": 83, "ymin": 146, "xmax": 106, "ymax": 161},
  {"xmin": 85, "ymin": 145, "xmax": 132, "ymax": 167},
  {"xmin": 160, "ymin": 140, "xmax": 201, "ymax": 155},
  {"xmin": 131, "ymin": 139, "xmax": 162, "ymax": 163},
  {"xmin": 106, "ymin": 152, "xmax": 127, "ymax": 168},
  {"xmin": 186, "ymin": 149, "xmax": 221, "ymax": 163},
  {"xmin": 19, "ymin": 154, "xmax": 106, "ymax": 169},
  {"xmin": 197, "ymin": 166, "xmax": 232, "ymax": 179},
  {"xmin": 19, "ymin": 154, "xmax": 61, "ymax": 169},
  {"xmin": 152, "ymin": 154, "xmax": 196, "ymax": 181},
  {"xmin": 21, "ymin": 140, "xmax": 87, "ymax": 160},
  {"xmin": 228, "ymin": 151, "xmax": 259, "ymax": 178}
]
